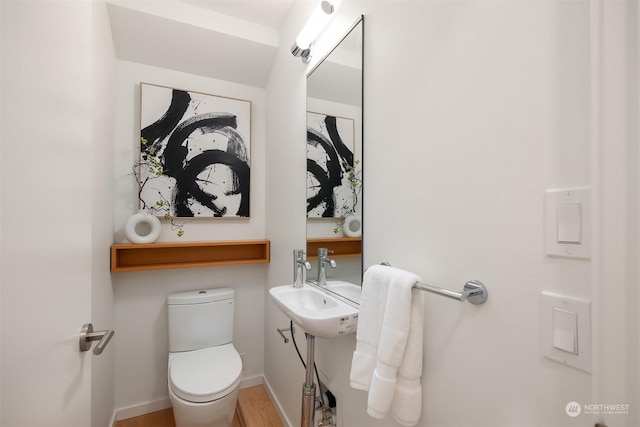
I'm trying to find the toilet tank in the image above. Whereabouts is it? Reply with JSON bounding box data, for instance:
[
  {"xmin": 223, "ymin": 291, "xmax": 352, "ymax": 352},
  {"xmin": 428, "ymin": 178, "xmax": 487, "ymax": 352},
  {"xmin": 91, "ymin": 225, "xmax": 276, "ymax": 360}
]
[{"xmin": 168, "ymin": 288, "xmax": 234, "ymax": 352}]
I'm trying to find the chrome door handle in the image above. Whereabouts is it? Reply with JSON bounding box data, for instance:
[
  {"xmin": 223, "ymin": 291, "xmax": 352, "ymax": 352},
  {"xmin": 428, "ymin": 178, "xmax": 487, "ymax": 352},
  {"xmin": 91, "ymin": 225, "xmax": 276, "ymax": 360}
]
[{"xmin": 79, "ymin": 323, "xmax": 115, "ymax": 355}]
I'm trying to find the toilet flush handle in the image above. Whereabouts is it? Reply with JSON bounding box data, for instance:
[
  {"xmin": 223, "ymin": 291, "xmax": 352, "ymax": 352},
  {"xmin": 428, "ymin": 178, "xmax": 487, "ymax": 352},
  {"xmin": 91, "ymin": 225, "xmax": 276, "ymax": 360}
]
[{"xmin": 79, "ymin": 323, "xmax": 115, "ymax": 355}]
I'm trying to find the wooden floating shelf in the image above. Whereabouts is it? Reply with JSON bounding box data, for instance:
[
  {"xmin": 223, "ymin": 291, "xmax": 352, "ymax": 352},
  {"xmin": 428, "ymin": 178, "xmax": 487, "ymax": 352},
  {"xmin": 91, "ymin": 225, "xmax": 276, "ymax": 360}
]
[
  {"xmin": 307, "ymin": 237, "xmax": 362, "ymax": 259},
  {"xmin": 111, "ymin": 240, "xmax": 270, "ymax": 272}
]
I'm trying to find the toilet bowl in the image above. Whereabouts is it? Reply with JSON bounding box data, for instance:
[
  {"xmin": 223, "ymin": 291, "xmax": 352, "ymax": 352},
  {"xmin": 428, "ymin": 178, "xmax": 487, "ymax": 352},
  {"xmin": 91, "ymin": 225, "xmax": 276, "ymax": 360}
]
[
  {"xmin": 167, "ymin": 288, "xmax": 242, "ymax": 427},
  {"xmin": 168, "ymin": 344, "xmax": 242, "ymax": 427}
]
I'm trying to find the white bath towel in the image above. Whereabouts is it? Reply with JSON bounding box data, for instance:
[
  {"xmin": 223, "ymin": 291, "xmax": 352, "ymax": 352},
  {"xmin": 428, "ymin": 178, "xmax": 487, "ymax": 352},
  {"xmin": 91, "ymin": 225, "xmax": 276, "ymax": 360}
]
[{"xmin": 349, "ymin": 265, "xmax": 425, "ymax": 426}]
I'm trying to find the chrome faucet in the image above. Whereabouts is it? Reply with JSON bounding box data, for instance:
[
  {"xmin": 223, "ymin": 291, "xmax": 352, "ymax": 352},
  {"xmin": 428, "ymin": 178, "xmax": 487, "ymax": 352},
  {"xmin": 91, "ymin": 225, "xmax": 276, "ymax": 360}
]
[
  {"xmin": 317, "ymin": 248, "xmax": 337, "ymax": 286},
  {"xmin": 293, "ymin": 249, "xmax": 311, "ymax": 288}
]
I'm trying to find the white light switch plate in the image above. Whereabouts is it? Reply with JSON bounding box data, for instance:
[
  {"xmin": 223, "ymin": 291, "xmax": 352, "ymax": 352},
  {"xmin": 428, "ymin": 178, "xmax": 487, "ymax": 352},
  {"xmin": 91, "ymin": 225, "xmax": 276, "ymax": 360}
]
[
  {"xmin": 544, "ymin": 187, "xmax": 591, "ymax": 259},
  {"xmin": 541, "ymin": 292, "xmax": 591, "ymax": 372}
]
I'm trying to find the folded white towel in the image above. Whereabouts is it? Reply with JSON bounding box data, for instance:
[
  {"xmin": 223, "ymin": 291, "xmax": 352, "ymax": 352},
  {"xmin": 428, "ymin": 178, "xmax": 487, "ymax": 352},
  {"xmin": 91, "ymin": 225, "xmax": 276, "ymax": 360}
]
[
  {"xmin": 349, "ymin": 265, "xmax": 425, "ymax": 426},
  {"xmin": 391, "ymin": 288, "xmax": 425, "ymax": 426},
  {"xmin": 350, "ymin": 265, "xmax": 390, "ymax": 390},
  {"xmin": 391, "ymin": 376, "xmax": 423, "ymax": 426}
]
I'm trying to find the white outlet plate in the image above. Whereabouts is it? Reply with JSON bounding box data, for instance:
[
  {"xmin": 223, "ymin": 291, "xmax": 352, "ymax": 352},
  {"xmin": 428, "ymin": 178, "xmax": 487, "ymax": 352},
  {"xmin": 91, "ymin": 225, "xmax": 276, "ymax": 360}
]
[
  {"xmin": 544, "ymin": 187, "xmax": 591, "ymax": 259},
  {"xmin": 540, "ymin": 292, "xmax": 591, "ymax": 373}
]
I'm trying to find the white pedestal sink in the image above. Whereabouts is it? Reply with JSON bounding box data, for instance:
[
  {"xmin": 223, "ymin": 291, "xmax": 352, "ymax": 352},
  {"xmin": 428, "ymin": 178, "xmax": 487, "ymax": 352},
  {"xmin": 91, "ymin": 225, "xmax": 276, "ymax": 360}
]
[{"xmin": 269, "ymin": 283, "xmax": 359, "ymax": 338}]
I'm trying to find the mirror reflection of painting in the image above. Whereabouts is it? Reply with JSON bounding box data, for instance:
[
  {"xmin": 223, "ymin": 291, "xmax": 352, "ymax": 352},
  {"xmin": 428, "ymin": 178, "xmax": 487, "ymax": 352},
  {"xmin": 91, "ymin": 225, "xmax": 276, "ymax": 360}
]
[
  {"xmin": 306, "ymin": 17, "xmax": 364, "ymax": 294},
  {"xmin": 139, "ymin": 83, "xmax": 251, "ymax": 218},
  {"xmin": 306, "ymin": 111, "xmax": 355, "ymax": 218}
]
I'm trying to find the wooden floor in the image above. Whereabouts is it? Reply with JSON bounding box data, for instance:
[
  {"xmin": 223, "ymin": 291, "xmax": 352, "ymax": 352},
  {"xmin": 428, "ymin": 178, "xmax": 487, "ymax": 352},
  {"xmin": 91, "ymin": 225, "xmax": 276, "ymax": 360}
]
[
  {"xmin": 115, "ymin": 385, "xmax": 283, "ymax": 427},
  {"xmin": 234, "ymin": 384, "xmax": 283, "ymax": 427}
]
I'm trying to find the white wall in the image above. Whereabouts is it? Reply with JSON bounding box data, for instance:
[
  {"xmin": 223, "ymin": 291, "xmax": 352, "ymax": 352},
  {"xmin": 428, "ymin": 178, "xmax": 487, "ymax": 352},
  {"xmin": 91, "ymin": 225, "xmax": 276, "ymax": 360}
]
[
  {"xmin": 341, "ymin": 3, "xmax": 591, "ymax": 426},
  {"xmin": 113, "ymin": 61, "xmax": 266, "ymax": 243},
  {"xmin": 112, "ymin": 60, "xmax": 267, "ymax": 417},
  {"xmin": 265, "ymin": 1, "xmax": 598, "ymax": 426}
]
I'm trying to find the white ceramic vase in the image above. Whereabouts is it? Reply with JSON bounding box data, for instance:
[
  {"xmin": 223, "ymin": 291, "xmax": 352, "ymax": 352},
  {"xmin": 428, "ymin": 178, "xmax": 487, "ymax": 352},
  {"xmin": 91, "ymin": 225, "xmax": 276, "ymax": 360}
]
[
  {"xmin": 124, "ymin": 210, "xmax": 161, "ymax": 244},
  {"xmin": 343, "ymin": 215, "xmax": 362, "ymax": 238}
]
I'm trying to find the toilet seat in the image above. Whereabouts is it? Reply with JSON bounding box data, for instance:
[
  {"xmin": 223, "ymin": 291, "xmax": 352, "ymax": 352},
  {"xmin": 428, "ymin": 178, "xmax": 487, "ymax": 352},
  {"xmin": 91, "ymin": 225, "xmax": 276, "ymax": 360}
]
[{"xmin": 169, "ymin": 344, "xmax": 242, "ymax": 403}]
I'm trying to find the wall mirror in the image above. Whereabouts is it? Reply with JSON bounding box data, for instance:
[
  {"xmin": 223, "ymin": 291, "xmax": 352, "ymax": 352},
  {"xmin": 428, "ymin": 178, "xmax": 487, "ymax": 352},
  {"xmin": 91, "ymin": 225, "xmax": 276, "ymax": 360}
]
[{"xmin": 306, "ymin": 17, "xmax": 364, "ymax": 304}]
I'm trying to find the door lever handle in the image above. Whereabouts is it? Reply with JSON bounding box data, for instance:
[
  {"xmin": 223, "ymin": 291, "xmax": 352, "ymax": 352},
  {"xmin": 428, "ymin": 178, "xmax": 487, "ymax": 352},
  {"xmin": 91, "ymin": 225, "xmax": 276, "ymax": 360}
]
[{"xmin": 79, "ymin": 323, "xmax": 115, "ymax": 355}]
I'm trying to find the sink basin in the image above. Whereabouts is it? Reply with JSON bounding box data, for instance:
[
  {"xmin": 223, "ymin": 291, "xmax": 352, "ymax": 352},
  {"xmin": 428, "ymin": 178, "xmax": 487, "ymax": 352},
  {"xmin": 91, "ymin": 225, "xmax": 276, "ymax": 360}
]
[
  {"xmin": 269, "ymin": 284, "xmax": 359, "ymax": 338},
  {"xmin": 323, "ymin": 281, "xmax": 362, "ymax": 305}
]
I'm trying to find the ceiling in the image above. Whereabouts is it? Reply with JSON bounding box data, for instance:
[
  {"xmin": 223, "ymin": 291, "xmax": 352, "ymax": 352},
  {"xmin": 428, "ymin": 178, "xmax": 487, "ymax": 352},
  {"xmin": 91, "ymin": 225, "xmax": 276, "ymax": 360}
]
[
  {"xmin": 180, "ymin": 0, "xmax": 294, "ymax": 29},
  {"xmin": 107, "ymin": 0, "xmax": 296, "ymax": 88}
]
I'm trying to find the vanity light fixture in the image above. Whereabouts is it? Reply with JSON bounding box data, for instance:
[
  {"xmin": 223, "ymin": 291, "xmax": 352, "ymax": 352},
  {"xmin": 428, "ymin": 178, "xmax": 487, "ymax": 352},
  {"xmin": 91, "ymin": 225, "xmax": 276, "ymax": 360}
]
[{"xmin": 291, "ymin": 0, "xmax": 337, "ymax": 63}]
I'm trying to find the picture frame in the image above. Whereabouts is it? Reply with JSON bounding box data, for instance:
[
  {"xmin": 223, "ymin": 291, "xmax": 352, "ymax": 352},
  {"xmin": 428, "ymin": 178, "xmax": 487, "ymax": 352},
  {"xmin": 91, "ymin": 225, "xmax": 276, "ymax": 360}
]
[{"xmin": 139, "ymin": 83, "xmax": 251, "ymax": 218}]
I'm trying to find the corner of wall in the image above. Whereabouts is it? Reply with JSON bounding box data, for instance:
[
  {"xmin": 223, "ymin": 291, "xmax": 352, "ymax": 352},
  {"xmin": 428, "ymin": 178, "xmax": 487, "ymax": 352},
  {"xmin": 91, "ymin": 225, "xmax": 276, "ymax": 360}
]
[
  {"xmin": 92, "ymin": 2, "xmax": 118, "ymax": 427},
  {"xmin": 263, "ymin": 1, "xmax": 313, "ymax": 425}
]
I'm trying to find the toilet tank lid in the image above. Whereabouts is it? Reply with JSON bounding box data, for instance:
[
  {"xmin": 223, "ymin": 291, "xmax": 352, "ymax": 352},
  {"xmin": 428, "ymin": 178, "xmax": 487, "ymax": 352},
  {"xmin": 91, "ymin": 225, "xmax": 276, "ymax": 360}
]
[{"xmin": 168, "ymin": 288, "xmax": 233, "ymax": 305}]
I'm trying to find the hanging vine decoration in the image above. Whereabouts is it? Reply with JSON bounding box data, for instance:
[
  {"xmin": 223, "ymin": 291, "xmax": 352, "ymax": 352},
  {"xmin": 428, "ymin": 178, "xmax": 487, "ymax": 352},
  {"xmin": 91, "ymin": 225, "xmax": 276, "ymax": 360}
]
[
  {"xmin": 132, "ymin": 137, "xmax": 186, "ymax": 237},
  {"xmin": 334, "ymin": 159, "xmax": 362, "ymax": 234}
]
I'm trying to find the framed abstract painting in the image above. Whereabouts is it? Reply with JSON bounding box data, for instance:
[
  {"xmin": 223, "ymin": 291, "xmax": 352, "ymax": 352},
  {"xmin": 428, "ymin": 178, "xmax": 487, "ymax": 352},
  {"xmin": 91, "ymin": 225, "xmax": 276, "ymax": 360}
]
[{"xmin": 138, "ymin": 83, "xmax": 251, "ymax": 218}]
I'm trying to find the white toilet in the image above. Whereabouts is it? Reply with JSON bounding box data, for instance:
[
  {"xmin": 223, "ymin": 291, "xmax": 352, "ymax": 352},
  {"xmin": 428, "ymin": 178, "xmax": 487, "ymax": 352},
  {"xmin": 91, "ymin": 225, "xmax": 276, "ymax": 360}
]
[{"xmin": 167, "ymin": 288, "xmax": 242, "ymax": 427}]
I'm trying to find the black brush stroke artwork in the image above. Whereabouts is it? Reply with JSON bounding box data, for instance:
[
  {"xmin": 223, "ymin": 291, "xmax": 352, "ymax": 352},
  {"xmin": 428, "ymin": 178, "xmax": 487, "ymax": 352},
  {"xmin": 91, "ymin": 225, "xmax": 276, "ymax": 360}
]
[
  {"xmin": 307, "ymin": 115, "xmax": 353, "ymax": 217},
  {"xmin": 141, "ymin": 88, "xmax": 250, "ymax": 217}
]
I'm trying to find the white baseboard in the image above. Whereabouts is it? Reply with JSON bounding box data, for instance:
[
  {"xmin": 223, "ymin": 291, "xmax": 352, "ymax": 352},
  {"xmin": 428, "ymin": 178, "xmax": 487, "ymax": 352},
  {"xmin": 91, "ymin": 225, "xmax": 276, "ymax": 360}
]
[
  {"xmin": 109, "ymin": 410, "xmax": 117, "ymax": 427},
  {"xmin": 114, "ymin": 374, "xmax": 265, "ymax": 422},
  {"xmin": 115, "ymin": 398, "xmax": 172, "ymax": 421},
  {"xmin": 263, "ymin": 377, "xmax": 294, "ymax": 427},
  {"xmin": 239, "ymin": 374, "xmax": 263, "ymax": 389}
]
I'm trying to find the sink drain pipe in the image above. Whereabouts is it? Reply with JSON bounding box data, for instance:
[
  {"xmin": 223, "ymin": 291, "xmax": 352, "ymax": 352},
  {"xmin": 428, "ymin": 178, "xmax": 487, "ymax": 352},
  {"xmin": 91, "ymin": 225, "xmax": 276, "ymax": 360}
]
[
  {"xmin": 301, "ymin": 333, "xmax": 316, "ymax": 427},
  {"xmin": 289, "ymin": 320, "xmax": 332, "ymax": 427}
]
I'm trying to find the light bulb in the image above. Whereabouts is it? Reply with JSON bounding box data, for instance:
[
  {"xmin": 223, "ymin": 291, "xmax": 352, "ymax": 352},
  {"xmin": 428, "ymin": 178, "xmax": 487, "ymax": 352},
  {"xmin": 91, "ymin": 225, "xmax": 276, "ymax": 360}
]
[{"xmin": 295, "ymin": 1, "xmax": 334, "ymax": 50}]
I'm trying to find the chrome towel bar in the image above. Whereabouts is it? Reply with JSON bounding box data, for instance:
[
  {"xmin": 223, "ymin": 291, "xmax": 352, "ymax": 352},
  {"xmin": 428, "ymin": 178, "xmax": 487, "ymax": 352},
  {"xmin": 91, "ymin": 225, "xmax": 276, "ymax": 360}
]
[
  {"xmin": 379, "ymin": 262, "xmax": 488, "ymax": 305},
  {"xmin": 413, "ymin": 280, "xmax": 488, "ymax": 305}
]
